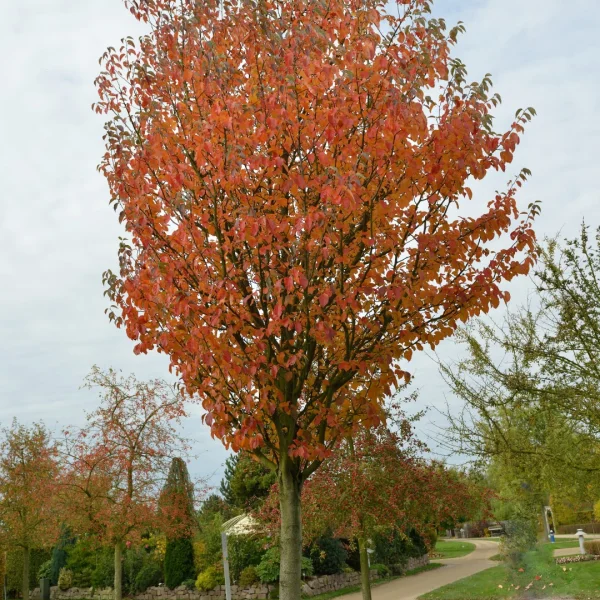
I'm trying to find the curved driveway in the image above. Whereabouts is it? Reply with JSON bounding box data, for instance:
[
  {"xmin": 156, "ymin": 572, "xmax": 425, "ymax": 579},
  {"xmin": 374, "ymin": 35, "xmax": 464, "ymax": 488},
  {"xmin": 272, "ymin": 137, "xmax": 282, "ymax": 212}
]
[{"xmin": 341, "ymin": 539, "xmax": 498, "ymax": 600}]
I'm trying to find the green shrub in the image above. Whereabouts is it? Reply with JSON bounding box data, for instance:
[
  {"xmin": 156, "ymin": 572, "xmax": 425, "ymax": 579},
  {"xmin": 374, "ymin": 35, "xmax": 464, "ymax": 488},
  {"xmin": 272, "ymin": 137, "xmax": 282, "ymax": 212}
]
[
  {"xmin": 389, "ymin": 564, "xmax": 404, "ymax": 576},
  {"xmin": 65, "ymin": 538, "xmax": 97, "ymax": 588},
  {"xmin": 372, "ymin": 528, "xmax": 426, "ymax": 567},
  {"xmin": 228, "ymin": 535, "xmax": 265, "ymax": 582},
  {"xmin": 308, "ymin": 537, "xmax": 347, "ymax": 575},
  {"xmin": 238, "ymin": 566, "xmax": 260, "ymax": 587},
  {"xmin": 164, "ymin": 538, "xmax": 195, "ymax": 589},
  {"xmin": 90, "ymin": 548, "xmax": 114, "ymax": 590},
  {"xmin": 6, "ymin": 548, "xmax": 52, "ymax": 594},
  {"xmin": 182, "ymin": 579, "xmax": 196, "ymax": 590},
  {"xmin": 500, "ymin": 518, "xmax": 537, "ymax": 569},
  {"xmin": 195, "ymin": 514, "xmax": 225, "ymax": 573},
  {"xmin": 134, "ymin": 563, "xmax": 163, "ymax": 593},
  {"xmin": 38, "ymin": 560, "xmax": 52, "ymax": 581},
  {"xmin": 371, "ymin": 563, "xmax": 389, "ymax": 578},
  {"xmin": 256, "ymin": 548, "xmax": 280, "ymax": 584},
  {"xmin": 58, "ymin": 568, "xmax": 73, "ymax": 590},
  {"xmin": 195, "ymin": 566, "xmax": 225, "ymax": 591},
  {"xmin": 584, "ymin": 540, "xmax": 600, "ymax": 555},
  {"xmin": 256, "ymin": 547, "xmax": 312, "ymax": 584}
]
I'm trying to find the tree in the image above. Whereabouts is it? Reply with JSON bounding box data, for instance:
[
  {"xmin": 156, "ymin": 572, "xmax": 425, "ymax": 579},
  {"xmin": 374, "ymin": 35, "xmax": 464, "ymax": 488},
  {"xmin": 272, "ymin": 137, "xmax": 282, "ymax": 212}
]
[
  {"xmin": 0, "ymin": 421, "xmax": 61, "ymax": 600},
  {"xmin": 96, "ymin": 1, "xmax": 538, "ymax": 598},
  {"xmin": 255, "ymin": 417, "xmax": 488, "ymax": 600},
  {"xmin": 160, "ymin": 458, "xmax": 196, "ymax": 588},
  {"xmin": 62, "ymin": 367, "xmax": 189, "ymax": 600},
  {"xmin": 439, "ymin": 226, "xmax": 600, "ymax": 531},
  {"xmin": 220, "ymin": 453, "xmax": 276, "ymax": 511}
]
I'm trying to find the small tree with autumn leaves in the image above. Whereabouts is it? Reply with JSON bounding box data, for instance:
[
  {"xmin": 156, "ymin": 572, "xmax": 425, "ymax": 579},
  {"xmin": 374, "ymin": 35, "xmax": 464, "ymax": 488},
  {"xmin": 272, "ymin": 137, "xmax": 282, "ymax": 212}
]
[
  {"xmin": 96, "ymin": 1, "xmax": 538, "ymax": 598},
  {"xmin": 0, "ymin": 421, "xmax": 61, "ymax": 600},
  {"xmin": 61, "ymin": 367, "xmax": 189, "ymax": 600},
  {"xmin": 255, "ymin": 415, "xmax": 488, "ymax": 600}
]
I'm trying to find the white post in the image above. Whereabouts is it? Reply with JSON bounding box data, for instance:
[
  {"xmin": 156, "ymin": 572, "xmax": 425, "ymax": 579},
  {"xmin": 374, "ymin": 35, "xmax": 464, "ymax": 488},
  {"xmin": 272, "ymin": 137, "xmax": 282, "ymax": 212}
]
[
  {"xmin": 221, "ymin": 532, "xmax": 232, "ymax": 600},
  {"xmin": 577, "ymin": 529, "xmax": 586, "ymax": 555}
]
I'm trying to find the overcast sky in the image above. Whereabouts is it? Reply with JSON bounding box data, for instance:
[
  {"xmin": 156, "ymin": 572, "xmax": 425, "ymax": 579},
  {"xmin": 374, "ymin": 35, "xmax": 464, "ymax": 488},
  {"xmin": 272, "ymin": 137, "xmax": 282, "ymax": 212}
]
[{"xmin": 1, "ymin": 0, "xmax": 598, "ymax": 489}]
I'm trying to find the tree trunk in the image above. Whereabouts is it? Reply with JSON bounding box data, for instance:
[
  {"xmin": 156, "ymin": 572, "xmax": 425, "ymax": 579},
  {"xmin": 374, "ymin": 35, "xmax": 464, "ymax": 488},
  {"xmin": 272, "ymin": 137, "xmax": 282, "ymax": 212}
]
[
  {"xmin": 278, "ymin": 459, "xmax": 302, "ymax": 600},
  {"xmin": 358, "ymin": 537, "xmax": 372, "ymax": 600},
  {"xmin": 114, "ymin": 542, "xmax": 123, "ymax": 600},
  {"xmin": 22, "ymin": 546, "xmax": 30, "ymax": 600}
]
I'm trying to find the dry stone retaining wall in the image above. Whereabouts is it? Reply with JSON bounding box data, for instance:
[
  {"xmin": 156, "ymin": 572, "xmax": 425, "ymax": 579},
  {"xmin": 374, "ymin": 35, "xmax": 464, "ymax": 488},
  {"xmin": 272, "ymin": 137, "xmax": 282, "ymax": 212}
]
[{"xmin": 30, "ymin": 555, "xmax": 428, "ymax": 600}]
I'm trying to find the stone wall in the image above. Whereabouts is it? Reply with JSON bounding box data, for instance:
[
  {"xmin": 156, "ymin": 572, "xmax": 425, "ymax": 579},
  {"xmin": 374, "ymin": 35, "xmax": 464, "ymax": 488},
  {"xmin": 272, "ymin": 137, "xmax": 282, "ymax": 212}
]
[
  {"xmin": 301, "ymin": 570, "xmax": 379, "ymax": 597},
  {"xmin": 30, "ymin": 555, "xmax": 428, "ymax": 600}
]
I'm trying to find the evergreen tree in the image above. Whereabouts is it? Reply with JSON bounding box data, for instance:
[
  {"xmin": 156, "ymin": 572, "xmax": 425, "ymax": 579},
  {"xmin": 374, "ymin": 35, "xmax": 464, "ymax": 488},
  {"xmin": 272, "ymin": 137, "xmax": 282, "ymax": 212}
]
[
  {"xmin": 219, "ymin": 453, "xmax": 275, "ymax": 511},
  {"xmin": 160, "ymin": 458, "xmax": 196, "ymax": 588},
  {"xmin": 219, "ymin": 455, "xmax": 240, "ymax": 507}
]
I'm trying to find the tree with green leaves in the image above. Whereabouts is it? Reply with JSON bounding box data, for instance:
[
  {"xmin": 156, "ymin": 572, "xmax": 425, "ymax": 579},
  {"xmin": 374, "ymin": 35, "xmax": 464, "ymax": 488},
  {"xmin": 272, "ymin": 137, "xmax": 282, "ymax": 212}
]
[
  {"xmin": 220, "ymin": 454, "xmax": 276, "ymax": 512},
  {"xmin": 440, "ymin": 225, "xmax": 600, "ymax": 530}
]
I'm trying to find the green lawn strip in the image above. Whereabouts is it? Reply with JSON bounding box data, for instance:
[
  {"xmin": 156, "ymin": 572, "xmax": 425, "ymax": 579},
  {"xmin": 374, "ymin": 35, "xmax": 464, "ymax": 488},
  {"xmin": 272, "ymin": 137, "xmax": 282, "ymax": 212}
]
[
  {"xmin": 304, "ymin": 563, "xmax": 444, "ymax": 600},
  {"xmin": 548, "ymin": 539, "xmax": 580, "ymax": 549},
  {"xmin": 435, "ymin": 541, "xmax": 476, "ymax": 559},
  {"xmin": 419, "ymin": 543, "xmax": 600, "ymax": 600}
]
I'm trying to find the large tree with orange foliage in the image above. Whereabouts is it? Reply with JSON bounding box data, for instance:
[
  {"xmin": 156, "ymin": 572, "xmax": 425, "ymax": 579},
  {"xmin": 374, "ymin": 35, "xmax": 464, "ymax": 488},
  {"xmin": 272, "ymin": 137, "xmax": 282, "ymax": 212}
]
[
  {"xmin": 0, "ymin": 421, "xmax": 61, "ymax": 600},
  {"xmin": 96, "ymin": 1, "xmax": 538, "ymax": 597}
]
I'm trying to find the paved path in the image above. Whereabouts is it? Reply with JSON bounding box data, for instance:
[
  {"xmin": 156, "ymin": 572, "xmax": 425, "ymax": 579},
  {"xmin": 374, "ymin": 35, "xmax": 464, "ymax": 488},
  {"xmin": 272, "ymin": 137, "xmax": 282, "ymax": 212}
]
[
  {"xmin": 554, "ymin": 547, "xmax": 582, "ymax": 557},
  {"xmin": 341, "ymin": 539, "xmax": 498, "ymax": 600}
]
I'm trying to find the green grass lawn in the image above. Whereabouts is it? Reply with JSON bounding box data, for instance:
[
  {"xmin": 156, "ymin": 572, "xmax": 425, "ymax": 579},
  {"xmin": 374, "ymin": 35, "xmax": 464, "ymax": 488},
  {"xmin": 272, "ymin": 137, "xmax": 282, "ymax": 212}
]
[
  {"xmin": 419, "ymin": 543, "xmax": 600, "ymax": 599},
  {"xmin": 305, "ymin": 563, "xmax": 444, "ymax": 600},
  {"xmin": 549, "ymin": 539, "xmax": 580, "ymax": 549},
  {"xmin": 435, "ymin": 540, "xmax": 476, "ymax": 559}
]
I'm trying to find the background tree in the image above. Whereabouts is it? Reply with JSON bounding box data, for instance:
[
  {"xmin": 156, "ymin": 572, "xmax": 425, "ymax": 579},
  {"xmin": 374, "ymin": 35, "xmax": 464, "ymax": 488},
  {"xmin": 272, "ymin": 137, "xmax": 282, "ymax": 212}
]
[
  {"xmin": 440, "ymin": 225, "xmax": 600, "ymax": 530},
  {"xmin": 255, "ymin": 415, "xmax": 489, "ymax": 600},
  {"xmin": 62, "ymin": 367, "xmax": 189, "ymax": 600},
  {"xmin": 160, "ymin": 458, "xmax": 196, "ymax": 588},
  {"xmin": 96, "ymin": 0, "xmax": 538, "ymax": 597},
  {"xmin": 0, "ymin": 420, "xmax": 61, "ymax": 600},
  {"xmin": 220, "ymin": 453, "xmax": 276, "ymax": 512}
]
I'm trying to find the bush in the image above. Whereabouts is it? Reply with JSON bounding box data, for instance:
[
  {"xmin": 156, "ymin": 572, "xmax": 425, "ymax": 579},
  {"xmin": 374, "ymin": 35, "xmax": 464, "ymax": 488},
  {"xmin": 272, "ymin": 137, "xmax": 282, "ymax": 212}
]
[
  {"xmin": 195, "ymin": 566, "xmax": 225, "ymax": 591},
  {"xmin": 584, "ymin": 540, "xmax": 600, "ymax": 555},
  {"xmin": 389, "ymin": 564, "xmax": 404, "ymax": 576},
  {"xmin": 194, "ymin": 514, "xmax": 225, "ymax": 573},
  {"xmin": 90, "ymin": 549, "xmax": 114, "ymax": 590},
  {"xmin": 6, "ymin": 549, "xmax": 52, "ymax": 594},
  {"xmin": 371, "ymin": 563, "xmax": 389, "ymax": 578},
  {"xmin": 469, "ymin": 520, "xmax": 490, "ymax": 539},
  {"xmin": 341, "ymin": 540, "xmax": 360, "ymax": 572},
  {"xmin": 182, "ymin": 579, "xmax": 196, "ymax": 590},
  {"xmin": 65, "ymin": 538, "xmax": 97, "ymax": 588},
  {"xmin": 308, "ymin": 537, "xmax": 347, "ymax": 575},
  {"xmin": 256, "ymin": 547, "xmax": 312, "ymax": 584},
  {"xmin": 228, "ymin": 535, "xmax": 265, "ymax": 582},
  {"xmin": 38, "ymin": 560, "xmax": 52, "ymax": 581},
  {"xmin": 238, "ymin": 566, "xmax": 260, "ymax": 587},
  {"xmin": 134, "ymin": 563, "xmax": 163, "ymax": 593},
  {"xmin": 422, "ymin": 528, "xmax": 438, "ymax": 550},
  {"xmin": 58, "ymin": 568, "xmax": 73, "ymax": 591},
  {"xmin": 164, "ymin": 538, "xmax": 195, "ymax": 589},
  {"xmin": 500, "ymin": 518, "xmax": 537, "ymax": 569},
  {"xmin": 372, "ymin": 528, "xmax": 426, "ymax": 567}
]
